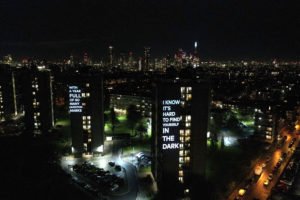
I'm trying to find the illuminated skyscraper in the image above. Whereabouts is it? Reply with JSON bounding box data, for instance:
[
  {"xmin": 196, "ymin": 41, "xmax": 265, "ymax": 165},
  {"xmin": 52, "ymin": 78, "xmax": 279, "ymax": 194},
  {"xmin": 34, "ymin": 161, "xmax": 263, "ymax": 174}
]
[
  {"xmin": 68, "ymin": 73, "xmax": 104, "ymax": 156},
  {"xmin": 109, "ymin": 46, "xmax": 114, "ymax": 67},
  {"xmin": 22, "ymin": 68, "xmax": 54, "ymax": 135},
  {"xmin": 192, "ymin": 41, "xmax": 200, "ymax": 67},
  {"xmin": 152, "ymin": 79, "xmax": 210, "ymax": 199},
  {"xmin": 83, "ymin": 52, "xmax": 89, "ymax": 65},
  {"xmin": 128, "ymin": 51, "xmax": 133, "ymax": 71},
  {"xmin": 144, "ymin": 47, "xmax": 151, "ymax": 71},
  {"xmin": 194, "ymin": 41, "xmax": 198, "ymax": 55}
]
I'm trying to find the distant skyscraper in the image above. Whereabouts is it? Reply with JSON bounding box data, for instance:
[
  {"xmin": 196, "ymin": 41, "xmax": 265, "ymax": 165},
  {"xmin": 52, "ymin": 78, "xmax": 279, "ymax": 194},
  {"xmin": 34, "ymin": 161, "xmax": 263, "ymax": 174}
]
[
  {"xmin": 128, "ymin": 51, "xmax": 133, "ymax": 71},
  {"xmin": 83, "ymin": 52, "xmax": 89, "ymax": 65},
  {"xmin": 70, "ymin": 54, "xmax": 74, "ymax": 66},
  {"xmin": 22, "ymin": 68, "xmax": 54, "ymax": 135},
  {"xmin": 68, "ymin": 73, "xmax": 104, "ymax": 156},
  {"xmin": 144, "ymin": 47, "xmax": 151, "ymax": 71},
  {"xmin": 193, "ymin": 42, "xmax": 200, "ymax": 67},
  {"xmin": 109, "ymin": 46, "xmax": 114, "ymax": 67},
  {"xmin": 152, "ymin": 79, "xmax": 210, "ymax": 199}
]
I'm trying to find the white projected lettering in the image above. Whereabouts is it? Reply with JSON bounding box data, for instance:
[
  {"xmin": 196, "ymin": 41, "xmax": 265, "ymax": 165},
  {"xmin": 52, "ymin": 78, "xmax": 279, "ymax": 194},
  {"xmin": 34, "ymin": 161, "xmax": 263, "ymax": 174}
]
[
  {"xmin": 161, "ymin": 99, "xmax": 181, "ymax": 150},
  {"xmin": 69, "ymin": 86, "xmax": 82, "ymax": 113}
]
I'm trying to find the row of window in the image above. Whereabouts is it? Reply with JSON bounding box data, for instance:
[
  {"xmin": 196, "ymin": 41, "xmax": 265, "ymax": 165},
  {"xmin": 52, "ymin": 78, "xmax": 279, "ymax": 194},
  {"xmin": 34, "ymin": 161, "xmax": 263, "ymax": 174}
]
[
  {"xmin": 178, "ymin": 87, "xmax": 192, "ymax": 184},
  {"xmin": 82, "ymin": 93, "xmax": 90, "ymax": 98},
  {"xmin": 82, "ymin": 115, "xmax": 91, "ymax": 131}
]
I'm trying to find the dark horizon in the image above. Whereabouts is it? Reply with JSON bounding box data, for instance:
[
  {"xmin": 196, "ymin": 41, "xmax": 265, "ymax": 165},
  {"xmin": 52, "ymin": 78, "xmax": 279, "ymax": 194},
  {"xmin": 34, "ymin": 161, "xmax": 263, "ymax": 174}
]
[{"xmin": 0, "ymin": 0, "xmax": 299, "ymax": 60}]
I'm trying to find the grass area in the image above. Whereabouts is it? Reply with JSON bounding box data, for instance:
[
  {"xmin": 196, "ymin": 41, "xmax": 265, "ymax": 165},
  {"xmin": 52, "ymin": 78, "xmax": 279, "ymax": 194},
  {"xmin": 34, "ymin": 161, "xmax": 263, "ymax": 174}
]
[
  {"xmin": 122, "ymin": 143, "xmax": 151, "ymax": 155},
  {"xmin": 55, "ymin": 118, "xmax": 71, "ymax": 138},
  {"xmin": 51, "ymin": 118, "xmax": 72, "ymax": 155},
  {"xmin": 139, "ymin": 166, "xmax": 151, "ymax": 173},
  {"xmin": 105, "ymin": 113, "xmax": 151, "ymax": 137},
  {"xmin": 105, "ymin": 121, "xmax": 132, "ymax": 135},
  {"xmin": 232, "ymin": 108, "xmax": 255, "ymax": 128}
]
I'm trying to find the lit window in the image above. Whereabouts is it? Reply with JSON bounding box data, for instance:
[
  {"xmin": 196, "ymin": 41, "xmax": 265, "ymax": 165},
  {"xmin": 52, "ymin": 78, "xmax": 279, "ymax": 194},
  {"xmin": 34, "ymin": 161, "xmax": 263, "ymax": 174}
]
[
  {"xmin": 187, "ymin": 87, "xmax": 192, "ymax": 93},
  {"xmin": 86, "ymin": 83, "xmax": 90, "ymax": 87},
  {"xmin": 185, "ymin": 123, "xmax": 191, "ymax": 127},
  {"xmin": 180, "ymin": 137, "xmax": 184, "ymax": 142},
  {"xmin": 185, "ymin": 150, "xmax": 190, "ymax": 156},
  {"xmin": 179, "ymin": 150, "xmax": 184, "ymax": 156},
  {"xmin": 180, "ymin": 87, "xmax": 186, "ymax": 93},
  {"xmin": 186, "ymin": 115, "xmax": 191, "ymax": 122},
  {"xmin": 87, "ymin": 116, "xmax": 91, "ymax": 120},
  {"xmin": 185, "ymin": 157, "xmax": 190, "ymax": 163},
  {"xmin": 179, "ymin": 157, "xmax": 184, "ymax": 163},
  {"xmin": 82, "ymin": 93, "xmax": 85, "ymax": 97},
  {"xmin": 179, "ymin": 170, "xmax": 183, "ymax": 177},
  {"xmin": 181, "ymin": 101, "xmax": 185, "ymax": 107},
  {"xmin": 178, "ymin": 177, "xmax": 183, "ymax": 183},
  {"xmin": 82, "ymin": 116, "xmax": 86, "ymax": 120},
  {"xmin": 186, "ymin": 94, "xmax": 192, "ymax": 101},
  {"xmin": 185, "ymin": 129, "xmax": 190, "ymax": 136},
  {"xmin": 86, "ymin": 93, "xmax": 90, "ymax": 97},
  {"xmin": 180, "ymin": 130, "xmax": 184, "ymax": 136}
]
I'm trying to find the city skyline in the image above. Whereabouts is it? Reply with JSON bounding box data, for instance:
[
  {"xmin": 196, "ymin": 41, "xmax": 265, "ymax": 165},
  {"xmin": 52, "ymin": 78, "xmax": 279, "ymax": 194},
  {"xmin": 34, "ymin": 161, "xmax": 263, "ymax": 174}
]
[{"xmin": 0, "ymin": 0, "xmax": 299, "ymax": 60}]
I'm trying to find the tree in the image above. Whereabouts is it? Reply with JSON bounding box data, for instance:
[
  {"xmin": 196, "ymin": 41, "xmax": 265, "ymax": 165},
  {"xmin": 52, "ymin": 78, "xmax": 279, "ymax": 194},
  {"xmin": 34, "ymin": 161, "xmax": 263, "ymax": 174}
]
[
  {"xmin": 221, "ymin": 133, "xmax": 225, "ymax": 150},
  {"xmin": 136, "ymin": 123, "xmax": 147, "ymax": 139},
  {"xmin": 126, "ymin": 104, "xmax": 142, "ymax": 135},
  {"xmin": 110, "ymin": 108, "xmax": 118, "ymax": 134}
]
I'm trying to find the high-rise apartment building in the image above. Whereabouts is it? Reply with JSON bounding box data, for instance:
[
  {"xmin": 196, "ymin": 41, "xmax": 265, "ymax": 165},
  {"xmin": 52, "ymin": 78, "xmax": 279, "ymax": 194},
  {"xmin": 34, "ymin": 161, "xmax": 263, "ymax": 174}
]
[
  {"xmin": 22, "ymin": 68, "xmax": 54, "ymax": 135},
  {"xmin": 152, "ymin": 79, "xmax": 210, "ymax": 199},
  {"xmin": 68, "ymin": 73, "xmax": 104, "ymax": 156}
]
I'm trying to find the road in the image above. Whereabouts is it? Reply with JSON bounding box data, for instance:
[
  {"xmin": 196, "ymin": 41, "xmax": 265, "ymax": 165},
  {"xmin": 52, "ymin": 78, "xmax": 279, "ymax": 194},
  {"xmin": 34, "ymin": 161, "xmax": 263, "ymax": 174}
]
[
  {"xmin": 244, "ymin": 135, "xmax": 299, "ymax": 200},
  {"xmin": 228, "ymin": 129, "xmax": 299, "ymax": 200},
  {"xmin": 111, "ymin": 160, "xmax": 138, "ymax": 200},
  {"xmin": 110, "ymin": 139, "xmax": 139, "ymax": 200}
]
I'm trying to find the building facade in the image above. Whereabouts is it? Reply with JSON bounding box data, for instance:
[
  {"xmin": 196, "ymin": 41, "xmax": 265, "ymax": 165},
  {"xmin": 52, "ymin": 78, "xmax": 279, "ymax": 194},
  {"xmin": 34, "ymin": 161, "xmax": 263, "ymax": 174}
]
[
  {"xmin": 110, "ymin": 94, "xmax": 151, "ymax": 117},
  {"xmin": 0, "ymin": 65, "xmax": 17, "ymax": 121},
  {"xmin": 152, "ymin": 79, "xmax": 210, "ymax": 199},
  {"xmin": 254, "ymin": 105, "xmax": 277, "ymax": 142},
  {"xmin": 22, "ymin": 68, "xmax": 54, "ymax": 135},
  {"xmin": 68, "ymin": 73, "xmax": 104, "ymax": 156}
]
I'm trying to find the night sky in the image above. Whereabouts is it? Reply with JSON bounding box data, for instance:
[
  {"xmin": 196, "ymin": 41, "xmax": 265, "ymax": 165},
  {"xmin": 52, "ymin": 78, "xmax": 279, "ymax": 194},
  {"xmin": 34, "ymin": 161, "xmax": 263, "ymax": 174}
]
[{"xmin": 0, "ymin": 0, "xmax": 299, "ymax": 60}]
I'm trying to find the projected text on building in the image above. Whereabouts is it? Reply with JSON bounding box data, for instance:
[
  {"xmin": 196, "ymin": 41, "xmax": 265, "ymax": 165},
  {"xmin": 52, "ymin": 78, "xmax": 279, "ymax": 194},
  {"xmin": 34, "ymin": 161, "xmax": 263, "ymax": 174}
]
[
  {"xmin": 161, "ymin": 99, "xmax": 181, "ymax": 150},
  {"xmin": 69, "ymin": 86, "xmax": 82, "ymax": 113}
]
